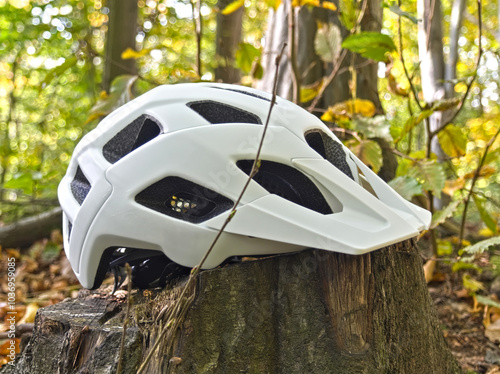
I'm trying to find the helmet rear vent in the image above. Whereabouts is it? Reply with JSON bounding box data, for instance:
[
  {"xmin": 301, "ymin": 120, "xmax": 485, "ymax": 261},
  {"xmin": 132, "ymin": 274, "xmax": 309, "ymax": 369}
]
[
  {"xmin": 70, "ymin": 166, "xmax": 91, "ymax": 205},
  {"xmin": 237, "ymin": 160, "xmax": 333, "ymax": 215},
  {"xmin": 135, "ymin": 177, "xmax": 233, "ymax": 224},
  {"xmin": 187, "ymin": 100, "xmax": 262, "ymax": 125},
  {"xmin": 103, "ymin": 114, "xmax": 161, "ymax": 164},
  {"xmin": 305, "ymin": 130, "xmax": 354, "ymax": 180}
]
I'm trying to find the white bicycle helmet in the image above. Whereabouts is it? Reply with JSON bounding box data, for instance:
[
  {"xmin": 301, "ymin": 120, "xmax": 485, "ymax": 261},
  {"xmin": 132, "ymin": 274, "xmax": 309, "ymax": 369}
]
[{"xmin": 58, "ymin": 83, "xmax": 430, "ymax": 289}]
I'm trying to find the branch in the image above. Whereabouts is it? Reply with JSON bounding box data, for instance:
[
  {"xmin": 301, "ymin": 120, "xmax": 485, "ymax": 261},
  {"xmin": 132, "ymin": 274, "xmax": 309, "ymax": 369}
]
[
  {"xmin": 458, "ymin": 125, "xmax": 500, "ymax": 249},
  {"xmin": 429, "ymin": 0, "xmax": 483, "ymax": 139},
  {"xmin": 288, "ymin": 1, "xmax": 301, "ymax": 105},
  {"xmin": 137, "ymin": 43, "xmax": 288, "ymax": 374}
]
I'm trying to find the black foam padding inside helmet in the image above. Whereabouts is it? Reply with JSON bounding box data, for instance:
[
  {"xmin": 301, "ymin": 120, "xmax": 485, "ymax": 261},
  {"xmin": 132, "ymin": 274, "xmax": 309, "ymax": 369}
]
[
  {"xmin": 70, "ymin": 166, "xmax": 91, "ymax": 205},
  {"xmin": 187, "ymin": 100, "xmax": 262, "ymax": 125},
  {"xmin": 103, "ymin": 114, "xmax": 162, "ymax": 164},
  {"xmin": 237, "ymin": 160, "xmax": 333, "ymax": 215},
  {"xmin": 135, "ymin": 177, "xmax": 234, "ymax": 224},
  {"xmin": 305, "ymin": 130, "xmax": 354, "ymax": 180}
]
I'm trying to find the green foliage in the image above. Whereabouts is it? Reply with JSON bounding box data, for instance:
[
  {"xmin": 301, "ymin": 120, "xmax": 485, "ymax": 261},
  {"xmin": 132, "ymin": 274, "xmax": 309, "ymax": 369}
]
[
  {"xmin": 346, "ymin": 139, "xmax": 383, "ymax": 174},
  {"xmin": 407, "ymin": 161, "xmax": 446, "ymax": 198},
  {"xmin": 341, "ymin": 32, "xmax": 397, "ymax": 62},
  {"xmin": 235, "ymin": 43, "xmax": 261, "ymax": 74},
  {"xmin": 314, "ymin": 23, "xmax": 341, "ymax": 63},
  {"xmin": 388, "ymin": 176, "xmax": 423, "ymax": 200},
  {"xmin": 437, "ymin": 124, "xmax": 467, "ymax": 158},
  {"xmin": 462, "ymin": 237, "xmax": 500, "ymax": 255},
  {"xmin": 430, "ymin": 201, "xmax": 461, "ymax": 230}
]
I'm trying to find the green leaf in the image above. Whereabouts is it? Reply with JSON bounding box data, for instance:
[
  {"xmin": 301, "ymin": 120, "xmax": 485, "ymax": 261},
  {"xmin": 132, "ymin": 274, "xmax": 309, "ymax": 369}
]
[
  {"xmin": 42, "ymin": 242, "xmax": 62, "ymax": 262},
  {"xmin": 351, "ymin": 115, "xmax": 392, "ymax": 141},
  {"xmin": 437, "ymin": 239, "xmax": 453, "ymax": 256},
  {"xmin": 407, "ymin": 160, "xmax": 446, "ymax": 197},
  {"xmin": 473, "ymin": 196, "xmax": 498, "ymax": 233},
  {"xmin": 462, "ymin": 273, "xmax": 485, "ymax": 293},
  {"xmin": 338, "ymin": 0, "xmax": 357, "ymax": 30},
  {"xmin": 430, "ymin": 200, "xmax": 461, "ymax": 229},
  {"xmin": 4, "ymin": 173, "xmax": 33, "ymax": 194},
  {"xmin": 394, "ymin": 109, "xmax": 433, "ymax": 144},
  {"xmin": 383, "ymin": 3, "xmax": 418, "ymax": 24},
  {"xmin": 348, "ymin": 139, "xmax": 383, "ymax": 173},
  {"xmin": 341, "ymin": 32, "xmax": 396, "ymax": 62},
  {"xmin": 88, "ymin": 75, "xmax": 138, "ymax": 122},
  {"xmin": 475, "ymin": 295, "xmax": 500, "ymax": 309},
  {"xmin": 451, "ymin": 261, "xmax": 481, "ymax": 273},
  {"xmin": 314, "ymin": 23, "xmax": 342, "ymax": 63},
  {"xmin": 437, "ymin": 124, "xmax": 467, "ymax": 157},
  {"xmin": 388, "ymin": 176, "xmax": 423, "ymax": 200},
  {"xmin": 462, "ymin": 237, "xmax": 500, "ymax": 255},
  {"xmin": 39, "ymin": 56, "xmax": 78, "ymax": 91},
  {"xmin": 235, "ymin": 43, "xmax": 261, "ymax": 74},
  {"xmin": 221, "ymin": 0, "xmax": 244, "ymax": 15}
]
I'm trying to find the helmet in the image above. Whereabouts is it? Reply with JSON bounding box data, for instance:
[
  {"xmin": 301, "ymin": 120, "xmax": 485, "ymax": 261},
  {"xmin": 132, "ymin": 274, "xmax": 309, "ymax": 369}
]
[{"xmin": 58, "ymin": 83, "xmax": 431, "ymax": 289}]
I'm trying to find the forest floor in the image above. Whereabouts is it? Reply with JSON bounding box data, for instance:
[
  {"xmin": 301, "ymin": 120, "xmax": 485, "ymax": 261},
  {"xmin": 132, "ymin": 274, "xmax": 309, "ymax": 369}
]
[{"xmin": 1, "ymin": 238, "xmax": 500, "ymax": 372}]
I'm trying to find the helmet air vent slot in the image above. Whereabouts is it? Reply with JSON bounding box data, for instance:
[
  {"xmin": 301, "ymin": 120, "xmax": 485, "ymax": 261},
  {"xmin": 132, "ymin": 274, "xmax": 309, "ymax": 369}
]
[
  {"xmin": 208, "ymin": 86, "xmax": 272, "ymax": 102},
  {"xmin": 135, "ymin": 177, "xmax": 233, "ymax": 223},
  {"xmin": 70, "ymin": 166, "xmax": 91, "ymax": 205},
  {"xmin": 103, "ymin": 114, "xmax": 162, "ymax": 164},
  {"xmin": 305, "ymin": 130, "xmax": 354, "ymax": 180},
  {"xmin": 237, "ymin": 160, "xmax": 333, "ymax": 215},
  {"xmin": 187, "ymin": 100, "xmax": 262, "ymax": 125}
]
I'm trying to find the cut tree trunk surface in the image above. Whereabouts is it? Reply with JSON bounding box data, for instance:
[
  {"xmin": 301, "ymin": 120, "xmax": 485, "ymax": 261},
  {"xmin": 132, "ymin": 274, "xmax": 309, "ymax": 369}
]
[{"xmin": 1, "ymin": 240, "xmax": 461, "ymax": 373}]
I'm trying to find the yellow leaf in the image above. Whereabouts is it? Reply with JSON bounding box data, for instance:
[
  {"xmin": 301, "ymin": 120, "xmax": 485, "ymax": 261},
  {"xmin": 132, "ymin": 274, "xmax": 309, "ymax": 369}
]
[
  {"xmin": 387, "ymin": 72, "xmax": 409, "ymax": 97},
  {"xmin": 18, "ymin": 303, "xmax": 39, "ymax": 324},
  {"xmin": 121, "ymin": 48, "xmax": 151, "ymax": 60},
  {"xmin": 221, "ymin": 0, "xmax": 244, "ymax": 14},
  {"xmin": 321, "ymin": 1, "xmax": 337, "ymax": 11},
  {"xmin": 300, "ymin": 79, "xmax": 323, "ymax": 103},
  {"xmin": 462, "ymin": 165, "xmax": 497, "ymax": 180},
  {"xmin": 325, "ymin": 99, "xmax": 376, "ymax": 120},
  {"xmin": 443, "ymin": 178, "xmax": 465, "ymax": 196}
]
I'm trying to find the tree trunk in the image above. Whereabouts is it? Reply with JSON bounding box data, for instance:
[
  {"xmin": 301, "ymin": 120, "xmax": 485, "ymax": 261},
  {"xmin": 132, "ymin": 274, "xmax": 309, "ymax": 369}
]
[
  {"xmin": 444, "ymin": 0, "xmax": 466, "ymax": 98},
  {"xmin": 214, "ymin": 0, "xmax": 243, "ymax": 83},
  {"xmin": 103, "ymin": 0, "xmax": 138, "ymax": 92},
  {"xmin": 2, "ymin": 240, "xmax": 461, "ymax": 373}
]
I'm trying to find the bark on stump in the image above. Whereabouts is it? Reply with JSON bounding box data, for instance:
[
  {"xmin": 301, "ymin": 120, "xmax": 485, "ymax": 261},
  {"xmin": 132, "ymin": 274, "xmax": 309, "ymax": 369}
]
[{"xmin": 1, "ymin": 239, "xmax": 461, "ymax": 373}]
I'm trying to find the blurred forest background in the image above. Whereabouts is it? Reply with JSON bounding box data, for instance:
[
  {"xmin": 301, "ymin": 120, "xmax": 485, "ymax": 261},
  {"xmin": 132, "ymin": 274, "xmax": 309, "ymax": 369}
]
[{"xmin": 0, "ymin": 0, "xmax": 499, "ymax": 369}]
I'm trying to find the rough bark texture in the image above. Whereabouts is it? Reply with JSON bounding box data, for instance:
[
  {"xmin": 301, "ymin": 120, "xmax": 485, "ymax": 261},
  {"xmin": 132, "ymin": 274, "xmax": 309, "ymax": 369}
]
[
  {"xmin": 0, "ymin": 207, "xmax": 61, "ymax": 248},
  {"xmin": 2, "ymin": 240, "xmax": 461, "ymax": 373}
]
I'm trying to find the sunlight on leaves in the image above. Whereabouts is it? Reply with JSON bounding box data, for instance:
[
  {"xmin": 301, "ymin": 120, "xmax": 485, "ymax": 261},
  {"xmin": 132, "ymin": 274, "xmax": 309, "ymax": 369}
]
[{"xmin": 388, "ymin": 176, "xmax": 423, "ymax": 200}]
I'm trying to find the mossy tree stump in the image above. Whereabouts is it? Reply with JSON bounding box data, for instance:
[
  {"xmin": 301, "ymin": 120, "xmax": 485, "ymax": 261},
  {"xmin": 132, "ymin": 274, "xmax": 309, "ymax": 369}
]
[{"xmin": 1, "ymin": 239, "xmax": 461, "ymax": 373}]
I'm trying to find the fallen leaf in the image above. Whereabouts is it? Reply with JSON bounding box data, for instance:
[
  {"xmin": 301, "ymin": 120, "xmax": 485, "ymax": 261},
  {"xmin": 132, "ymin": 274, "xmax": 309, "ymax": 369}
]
[
  {"xmin": 18, "ymin": 303, "xmax": 39, "ymax": 324},
  {"xmin": 423, "ymin": 258, "xmax": 436, "ymax": 284}
]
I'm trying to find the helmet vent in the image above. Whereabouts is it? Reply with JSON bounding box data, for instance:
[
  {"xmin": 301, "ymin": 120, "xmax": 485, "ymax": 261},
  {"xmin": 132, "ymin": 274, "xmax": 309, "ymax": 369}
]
[
  {"xmin": 237, "ymin": 160, "xmax": 333, "ymax": 215},
  {"xmin": 103, "ymin": 114, "xmax": 162, "ymax": 164},
  {"xmin": 187, "ymin": 100, "xmax": 262, "ymax": 125},
  {"xmin": 135, "ymin": 177, "xmax": 233, "ymax": 224},
  {"xmin": 305, "ymin": 130, "xmax": 354, "ymax": 180},
  {"xmin": 70, "ymin": 166, "xmax": 91, "ymax": 205},
  {"xmin": 209, "ymin": 86, "xmax": 271, "ymax": 102}
]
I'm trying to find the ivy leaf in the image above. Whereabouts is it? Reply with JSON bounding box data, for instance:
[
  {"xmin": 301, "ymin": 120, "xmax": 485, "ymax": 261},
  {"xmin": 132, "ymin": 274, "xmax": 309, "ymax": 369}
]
[
  {"xmin": 394, "ymin": 109, "xmax": 433, "ymax": 143},
  {"xmin": 221, "ymin": 0, "xmax": 244, "ymax": 15},
  {"xmin": 474, "ymin": 196, "xmax": 498, "ymax": 233},
  {"xmin": 462, "ymin": 237, "xmax": 500, "ymax": 255},
  {"xmin": 351, "ymin": 115, "xmax": 392, "ymax": 141},
  {"xmin": 407, "ymin": 160, "xmax": 446, "ymax": 197},
  {"xmin": 87, "ymin": 75, "xmax": 138, "ymax": 123},
  {"xmin": 388, "ymin": 176, "xmax": 423, "ymax": 200},
  {"xmin": 383, "ymin": 3, "xmax": 418, "ymax": 24},
  {"xmin": 341, "ymin": 32, "xmax": 396, "ymax": 62},
  {"xmin": 437, "ymin": 124, "xmax": 467, "ymax": 157},
  {"xmin": 430, "ymin": 200, "xmax": 461, "ymax": 229},
  {"xmin": 235, "ymin": 43, "xmax": 261, "ymax": 74},
  {"xmin": 39, "ymin": 56, "xmax": 77, "ymax": 91},
  {"xmin": 347, "ymin": 139, "xmax": 383, "ymax": 173},
  {"xmin": 314, "ymin": 23, "xmax": 342, "ymax": 63}
]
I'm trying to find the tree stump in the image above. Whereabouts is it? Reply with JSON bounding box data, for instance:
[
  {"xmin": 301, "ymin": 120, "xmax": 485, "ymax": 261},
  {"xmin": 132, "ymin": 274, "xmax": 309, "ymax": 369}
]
[{"xmin": 1, "ymin": 239, "xmax": 461, "ymax": 373}]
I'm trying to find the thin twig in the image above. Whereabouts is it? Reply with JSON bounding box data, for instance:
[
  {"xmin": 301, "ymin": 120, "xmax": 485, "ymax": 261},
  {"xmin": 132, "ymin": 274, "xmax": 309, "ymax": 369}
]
[
  {"xmin": 288, "ymin": 0, "xmax": 301, "ymax": 105},
  {"xmin": 116, "ymin": 264, "xmax": 133, "ymax": 374},
  {"xmin": 136, "ymin": 43, "xmax": 288, "ymax": 374},
  {"xmin": 191, "ymin": 0, "xmax": 202, "ymax": 77},
  {"xmin": 458, "ymin": 126, "xmax": 500, "ymax": 249},
  {"xmin": 429, "ymin": 0, "xmax": 483, "ymax": 139}
]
